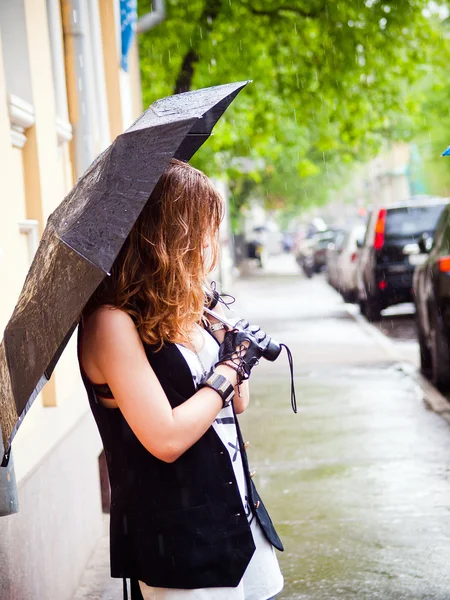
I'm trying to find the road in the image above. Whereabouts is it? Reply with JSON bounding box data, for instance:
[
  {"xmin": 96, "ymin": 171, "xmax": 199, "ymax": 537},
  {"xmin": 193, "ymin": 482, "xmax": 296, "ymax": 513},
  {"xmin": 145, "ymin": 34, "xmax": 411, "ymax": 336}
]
[{"xmin": 74, "ymin": 254, "xmax": 450, "ymax": 600}]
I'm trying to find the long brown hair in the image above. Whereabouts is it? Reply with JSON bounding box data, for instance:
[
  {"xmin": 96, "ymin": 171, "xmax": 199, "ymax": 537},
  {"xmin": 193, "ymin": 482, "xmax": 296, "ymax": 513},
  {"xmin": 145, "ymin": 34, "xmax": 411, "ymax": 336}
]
[{"xmin": 85, "ymin": 159, "xmax": 223, "ymax": 346}]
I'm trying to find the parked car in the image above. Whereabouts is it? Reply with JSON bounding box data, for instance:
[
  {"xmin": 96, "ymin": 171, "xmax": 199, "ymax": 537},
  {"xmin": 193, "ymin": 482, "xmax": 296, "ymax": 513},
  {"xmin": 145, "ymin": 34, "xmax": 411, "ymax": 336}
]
[
  {"xmin": 296, "ymin": 227, "xmax": 343, "ymax": 277},
  {"xmin": 357, "ymin": 197, "xmax": 449, "ymax": 322},
  {"xmin": 295, "ymin": 235, "xmax": 313, "ymax": 276},
  {"xmin": 414, "ymin": 202, "xmax": 450, "ymax": 390},
  {"xmin": 298, "ymin": 238, "xmax": 315, "ymax": 278},
  {"xmin": 326, "ymin": 230, "xmax": 347, "ymax": 289},
  {"xmin": 311, "ymin": 229, "xmax": 344, "ymax": 273},
  {"xmin": 327, "ymin": 224, "xmax": 366, "ymax": 302}
]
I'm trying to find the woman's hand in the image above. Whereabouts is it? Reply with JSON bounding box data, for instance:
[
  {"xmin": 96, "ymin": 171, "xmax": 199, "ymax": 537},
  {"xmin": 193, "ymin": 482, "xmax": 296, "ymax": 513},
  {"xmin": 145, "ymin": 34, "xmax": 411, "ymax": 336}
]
[
  {"xmin": 204, "ymin": 301, "xmax": 228, "ymax": 344},
  {"xmin": 203, "ymin": 304, "xmax": 251, "ymax": 413},
  {"xmin": 216, "ymin": 321, "xmax": 268, "ymax": 382},
  {"xmin": 215, "ymin": 318, "xmax": 270, "ymax": 415}
]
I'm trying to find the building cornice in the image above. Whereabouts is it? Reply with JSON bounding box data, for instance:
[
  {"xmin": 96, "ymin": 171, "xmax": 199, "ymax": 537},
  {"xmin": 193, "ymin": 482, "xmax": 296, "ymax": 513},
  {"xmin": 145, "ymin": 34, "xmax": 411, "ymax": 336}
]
[
  {"xmin": 56, "ymin": 116, "xmax": 72, "ymax": 144},
  {"xmin": 8, "ymin": 94, "xmax": 35, "ymax": 149}
]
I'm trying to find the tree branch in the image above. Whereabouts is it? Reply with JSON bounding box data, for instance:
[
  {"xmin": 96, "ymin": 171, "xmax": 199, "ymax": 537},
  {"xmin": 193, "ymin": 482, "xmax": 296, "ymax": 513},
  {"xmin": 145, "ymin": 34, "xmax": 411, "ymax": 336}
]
[
  {"xmin": 243, "ymin": 1, "xmax": 325, "ymax": 19},
  {"xmin": 173, "ymin": 0, "xmax": 223, "ymax": 94},
  {"xmin": 174, "ymin": 49, "xmax": 200, "ymax": 95}
]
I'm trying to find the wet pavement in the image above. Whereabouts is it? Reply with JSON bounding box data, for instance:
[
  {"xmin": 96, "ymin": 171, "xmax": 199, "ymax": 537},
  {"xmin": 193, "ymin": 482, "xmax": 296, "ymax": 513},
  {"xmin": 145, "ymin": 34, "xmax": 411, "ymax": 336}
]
[
  {"xmin": 233, "ymin": 255, "xmax": 450, "ymax": 599},
  {"xmin": 74, "ymin": 254, "xmax": 450, "ymax": 600}
]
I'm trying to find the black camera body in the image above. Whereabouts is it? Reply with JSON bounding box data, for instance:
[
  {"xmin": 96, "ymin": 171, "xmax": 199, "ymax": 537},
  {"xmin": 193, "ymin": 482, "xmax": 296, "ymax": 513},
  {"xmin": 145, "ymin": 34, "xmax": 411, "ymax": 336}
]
[{"xmin": 203, "ymin": 308, "xmax": 282, "ymax": 362}]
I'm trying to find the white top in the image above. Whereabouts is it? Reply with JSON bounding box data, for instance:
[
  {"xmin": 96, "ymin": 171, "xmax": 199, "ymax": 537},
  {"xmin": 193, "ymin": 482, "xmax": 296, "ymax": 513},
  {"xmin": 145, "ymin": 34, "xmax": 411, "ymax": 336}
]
[{"xmin": 139, "ymin": 326, "xmax": 283, "ymax": 600}]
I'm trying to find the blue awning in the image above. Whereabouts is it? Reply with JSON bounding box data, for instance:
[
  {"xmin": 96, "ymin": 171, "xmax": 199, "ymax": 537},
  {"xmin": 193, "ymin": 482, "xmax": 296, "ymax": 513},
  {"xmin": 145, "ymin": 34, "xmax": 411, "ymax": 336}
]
[{"xmin": 121, "ymin": 0, "xmax": 137, "ymax": 71}]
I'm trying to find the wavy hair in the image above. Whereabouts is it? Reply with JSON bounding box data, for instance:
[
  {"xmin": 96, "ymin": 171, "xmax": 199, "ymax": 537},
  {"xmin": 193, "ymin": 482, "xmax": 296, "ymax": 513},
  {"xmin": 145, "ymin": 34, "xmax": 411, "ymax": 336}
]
[{"xmin": 85, "ymin": 159, "xmax": 224, "ymax": 347}]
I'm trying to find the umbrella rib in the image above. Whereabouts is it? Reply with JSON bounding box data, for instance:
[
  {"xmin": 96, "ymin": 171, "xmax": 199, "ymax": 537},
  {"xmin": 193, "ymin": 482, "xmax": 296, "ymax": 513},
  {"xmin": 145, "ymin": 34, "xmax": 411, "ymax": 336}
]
[{"xmin": 60, "ymin": 239, "xmax": 110, "ymax": 275}]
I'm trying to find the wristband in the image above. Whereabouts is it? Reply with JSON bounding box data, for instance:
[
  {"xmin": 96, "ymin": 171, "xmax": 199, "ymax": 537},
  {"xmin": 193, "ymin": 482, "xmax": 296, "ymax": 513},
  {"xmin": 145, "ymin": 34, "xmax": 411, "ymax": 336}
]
[
  {"xmin": 200, "ymin": 373, "xmax": 234, "ymax": 408},
  {"xmin": 209, "ymin": 322, "xmax": 225, "ymax": 333}
]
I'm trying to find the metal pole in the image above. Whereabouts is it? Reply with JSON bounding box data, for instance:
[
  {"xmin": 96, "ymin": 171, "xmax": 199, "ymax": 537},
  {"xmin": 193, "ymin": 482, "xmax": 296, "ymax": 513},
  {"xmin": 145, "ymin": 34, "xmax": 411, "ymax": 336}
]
[
  {"xmin": 0, "ymin": 425, "xmax": 19, "ymax": 517},
  {"xmin": 62, "ymin": 0, "xmax": 95, "ymax": 178},
  {"xmin": 137, "ymin": 0, "xmax": 166, "ymax": 34}
]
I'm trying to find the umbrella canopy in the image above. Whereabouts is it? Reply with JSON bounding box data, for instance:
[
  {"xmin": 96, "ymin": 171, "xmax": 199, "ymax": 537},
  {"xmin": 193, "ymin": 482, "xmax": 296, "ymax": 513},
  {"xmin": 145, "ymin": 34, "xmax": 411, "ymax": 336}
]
[{"xmin": 0, "ymin": 81, "xmax": 249, "ymax": 465}]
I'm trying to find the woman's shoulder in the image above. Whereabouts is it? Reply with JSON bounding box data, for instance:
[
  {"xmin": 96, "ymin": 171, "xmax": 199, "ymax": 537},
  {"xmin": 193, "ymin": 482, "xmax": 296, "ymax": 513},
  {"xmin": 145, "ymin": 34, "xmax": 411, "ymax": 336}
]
[{"xmin": 83, "ymin": 305, "xmax": 137, "ymax": 342}]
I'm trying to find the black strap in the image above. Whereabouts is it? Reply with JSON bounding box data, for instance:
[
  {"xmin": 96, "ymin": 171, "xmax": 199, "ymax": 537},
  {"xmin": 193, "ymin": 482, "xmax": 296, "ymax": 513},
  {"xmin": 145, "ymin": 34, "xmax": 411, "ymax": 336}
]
[
  {"xmin": 123, "ymin": 578, "xmax": 128, "ymax": 600},
  {"xmin": 130, "ymin": 578, "xmax": 145, "ymax": 599},
  {"xmin": 207, "ymin": 281, "xmax": 236, "ymax": 310},
  {"xmin": 92, "ymin": 382, "xmax": 115, "ymax": 399},
  {"xmin": 280, "ymin": 343, "xmax": 297, "ymax": 414}
]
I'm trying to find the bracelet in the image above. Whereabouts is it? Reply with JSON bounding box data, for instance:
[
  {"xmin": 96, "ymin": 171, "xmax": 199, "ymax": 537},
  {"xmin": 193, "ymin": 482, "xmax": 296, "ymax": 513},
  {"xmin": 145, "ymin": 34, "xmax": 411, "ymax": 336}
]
[
  {"xmin": 215, "ymin": 359, "xmax": 248, "ymax": 387},
  {"xmin": 209, "ymin": 322, "xmax": 225, "ymax": 333},
  {"xmin": 199, "ymin": 373, "xmax": 235, "ymax": 408}
]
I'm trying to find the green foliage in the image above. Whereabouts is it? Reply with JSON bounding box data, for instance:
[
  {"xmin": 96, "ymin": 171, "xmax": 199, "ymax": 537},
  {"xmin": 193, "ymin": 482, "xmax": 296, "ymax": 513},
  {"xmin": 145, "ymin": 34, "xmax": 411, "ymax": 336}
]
[{"xmin": 138, "ymin": 0, "xmax": 449, "ymax": 222}]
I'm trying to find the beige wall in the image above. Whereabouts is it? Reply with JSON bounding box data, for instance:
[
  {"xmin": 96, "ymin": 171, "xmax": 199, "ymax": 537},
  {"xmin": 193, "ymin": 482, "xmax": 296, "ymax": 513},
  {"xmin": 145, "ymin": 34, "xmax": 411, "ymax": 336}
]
[
  {"xmin": 99, "ymin": 0, "xmax": 124, "ymax": 140},
  {"xmin": 0, "ymin": 411, "xmax": 103, "ymax": 600},
  {"xmin": 0, "ymin": 42, "xmax": 32, "ymax": 336},
  {"xmin": 0, "ymin": 0, "xmax": 144, "ymax": 598},
  {"xmin": 129, "ymin": 39, "xmax": 143, "ymax": 117}
]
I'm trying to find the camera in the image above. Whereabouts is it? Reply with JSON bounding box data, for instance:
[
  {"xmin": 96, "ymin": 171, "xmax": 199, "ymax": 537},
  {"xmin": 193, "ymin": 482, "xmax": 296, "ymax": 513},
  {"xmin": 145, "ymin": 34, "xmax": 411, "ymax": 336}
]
[{"xmin": 203, "ymin": 307, "xmax": 282, "ymax": 362}]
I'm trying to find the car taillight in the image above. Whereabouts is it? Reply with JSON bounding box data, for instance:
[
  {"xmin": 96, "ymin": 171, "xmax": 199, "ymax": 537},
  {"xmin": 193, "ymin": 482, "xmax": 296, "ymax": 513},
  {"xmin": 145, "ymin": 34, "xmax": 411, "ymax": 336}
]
[
  {"xmin": 374, "ymin": 209, "xmax": 387, "ymax": 251},
  {"xmin": 438, "ymin": 256, "xmax": 450, "ymax": 272},
  {"xmin": 378, "ymin": 280, "xmax": 387, "ymax": 290}
]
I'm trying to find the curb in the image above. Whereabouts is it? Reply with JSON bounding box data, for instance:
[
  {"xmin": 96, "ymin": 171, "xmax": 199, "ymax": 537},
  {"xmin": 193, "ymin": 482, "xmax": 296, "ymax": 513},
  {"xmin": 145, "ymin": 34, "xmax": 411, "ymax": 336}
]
[{"xmin": 344, "ymin": 304, "xmax": 450, "ymax": 421}]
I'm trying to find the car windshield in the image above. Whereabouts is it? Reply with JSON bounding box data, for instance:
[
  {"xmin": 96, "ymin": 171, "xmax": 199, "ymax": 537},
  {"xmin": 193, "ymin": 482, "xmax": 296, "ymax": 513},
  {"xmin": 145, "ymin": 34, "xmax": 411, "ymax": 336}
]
[
  {"xmin": 385, "ymin": 205, "xmax": 446, "ymax": 238},
  {"xmin": 314, "ymin": 231, "xmax": 342, "ymax": 249}
]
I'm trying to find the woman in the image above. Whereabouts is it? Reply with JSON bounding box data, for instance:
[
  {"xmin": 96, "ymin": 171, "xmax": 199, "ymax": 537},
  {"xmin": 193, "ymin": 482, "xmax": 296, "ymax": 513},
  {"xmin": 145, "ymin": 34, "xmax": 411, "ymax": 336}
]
[{"xmin": 78, "ymin": 159, "xmax": 284, "ymax": 600}]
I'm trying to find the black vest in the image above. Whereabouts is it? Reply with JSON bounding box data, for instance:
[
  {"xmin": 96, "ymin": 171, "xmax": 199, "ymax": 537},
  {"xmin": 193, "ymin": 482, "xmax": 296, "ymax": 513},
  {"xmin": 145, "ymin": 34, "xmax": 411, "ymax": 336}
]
[{"xmin": 77, "ymin": 325, "xmax": 283, "ymax": 589}]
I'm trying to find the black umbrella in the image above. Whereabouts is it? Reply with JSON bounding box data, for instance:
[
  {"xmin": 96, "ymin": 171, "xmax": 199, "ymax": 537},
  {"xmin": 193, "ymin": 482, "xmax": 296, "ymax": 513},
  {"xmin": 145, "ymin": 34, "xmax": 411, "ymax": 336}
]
[{"xmin": 0, "ymin": 81, "xmax": 249, "ymax": 466}]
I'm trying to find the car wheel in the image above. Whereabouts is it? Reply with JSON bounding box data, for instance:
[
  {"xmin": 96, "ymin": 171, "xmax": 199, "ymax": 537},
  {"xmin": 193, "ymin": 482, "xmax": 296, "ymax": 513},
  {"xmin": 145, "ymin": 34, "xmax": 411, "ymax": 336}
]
[
  {"xmin": 363, "ymin": 298, "xmax": 382, "ymax": 322},
  {"xmin": 302, "ymin": 263, "xmax": 314, "ymax": 279},
  {"xmin": 359, "ymin": 297, "xmax": 366, "ymax": 316},
  {"xmin": 430, "ymin": 308, "xmax": 450, "ymax": 392},
  {"xmin": 416, "ymin": 316, "xmax": 432, "ymax": 377},
  {"xmin": 342, "ymin": 289, "xmax": 356, "ymax": 304}
]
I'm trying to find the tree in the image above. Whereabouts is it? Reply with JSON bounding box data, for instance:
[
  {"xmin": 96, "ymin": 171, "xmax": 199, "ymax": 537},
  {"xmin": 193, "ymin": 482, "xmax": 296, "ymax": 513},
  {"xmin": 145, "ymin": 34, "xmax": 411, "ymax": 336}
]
[{"xmin": 138, "ymin": 0, "xmax": 449, "ymax": 219}]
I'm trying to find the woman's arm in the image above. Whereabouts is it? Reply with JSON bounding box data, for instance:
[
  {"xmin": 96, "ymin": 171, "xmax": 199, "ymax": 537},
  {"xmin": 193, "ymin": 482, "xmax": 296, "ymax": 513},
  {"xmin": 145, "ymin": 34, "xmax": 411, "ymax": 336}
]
[
  {"xmin": 205, "ymin": 302, "xmax": 250, "ymax": 414},
  {"xmin": 88, "ymin": 307, "xmax": 239, "ymax": 463}
]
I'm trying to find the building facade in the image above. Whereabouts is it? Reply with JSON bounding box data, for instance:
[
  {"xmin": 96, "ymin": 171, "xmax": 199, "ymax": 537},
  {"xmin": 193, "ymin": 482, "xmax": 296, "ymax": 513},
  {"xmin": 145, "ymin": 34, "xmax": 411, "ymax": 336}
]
[{"xmin": 0, "ymin": 1, "xmax": 142, "ymax": 598}]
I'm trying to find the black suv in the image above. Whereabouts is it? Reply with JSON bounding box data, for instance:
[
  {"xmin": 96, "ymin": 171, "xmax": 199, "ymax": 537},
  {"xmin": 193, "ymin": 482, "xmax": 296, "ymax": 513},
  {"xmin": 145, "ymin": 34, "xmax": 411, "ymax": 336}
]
[
  {"xmin": 357, "ymin": 197, "xmax": 448, "ymax": 322},
  {"xmin": 414, "ymin": 202, "xmax": 450, "ymax": 391}
]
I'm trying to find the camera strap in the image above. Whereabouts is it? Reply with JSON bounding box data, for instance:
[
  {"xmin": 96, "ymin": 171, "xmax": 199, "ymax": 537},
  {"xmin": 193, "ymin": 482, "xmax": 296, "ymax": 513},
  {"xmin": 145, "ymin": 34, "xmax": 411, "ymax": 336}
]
[
  {"xmin": 280, "ymin": 343, "xmax": 297, "ymax": 414},
  {"xmin": 205, "ymin": 281, "xmax": 236, "ymax": 310}
]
